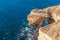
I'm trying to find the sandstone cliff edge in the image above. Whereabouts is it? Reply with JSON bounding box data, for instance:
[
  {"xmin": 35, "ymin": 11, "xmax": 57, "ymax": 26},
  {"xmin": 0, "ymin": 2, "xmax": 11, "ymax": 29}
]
[{"xmin": 27, "ymin": 5, "xmax": 60, "ymax": 40}]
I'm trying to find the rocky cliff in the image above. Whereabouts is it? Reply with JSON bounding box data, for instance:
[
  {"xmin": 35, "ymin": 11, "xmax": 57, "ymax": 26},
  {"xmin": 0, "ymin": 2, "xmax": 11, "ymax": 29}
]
[{"xmin": 27, "ymin": 5, "xmax": 60, "ymax": 40}]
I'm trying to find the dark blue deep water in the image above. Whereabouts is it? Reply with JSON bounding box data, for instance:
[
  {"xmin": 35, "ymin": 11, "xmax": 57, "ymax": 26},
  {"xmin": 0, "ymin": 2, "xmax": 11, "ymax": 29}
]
[{"xmin": 0, "ymin": 0, "xmax": 60, "ymax": 40}]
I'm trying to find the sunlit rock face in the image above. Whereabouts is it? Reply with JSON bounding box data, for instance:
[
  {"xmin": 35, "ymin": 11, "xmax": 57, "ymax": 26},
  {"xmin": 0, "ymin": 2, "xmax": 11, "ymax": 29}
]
[
  {"xmin": 43, "ymin": 5, "xmax": 60, "ymax": 22},
  {"xmin": 50, "ymin": 6, "xmax": 60, "ymax": 22},
  {"xmin": 39, "ymin": 22, "xmax": 60, "ymax": 40},
  {"xmin": 27, "ymin": 9, "xmax": 48, "ymax": 27},
  {"xmin": 27, "ymin": 5, "xmax": 60, "ymax": 40},
  {"xmin": 38, "ymin": 5, "xmax": 60, "ymax": 40}
]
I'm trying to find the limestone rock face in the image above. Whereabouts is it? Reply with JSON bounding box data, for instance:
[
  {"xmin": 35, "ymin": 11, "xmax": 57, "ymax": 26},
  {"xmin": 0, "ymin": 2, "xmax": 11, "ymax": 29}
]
[
  {"xmin": 27, "ymin": 5, "xmax": 60, "ymax": 40},
  {"xmin": 38, "ymin": 22, "xmax": 60, "ymax": 40},
  {"xmin": 27, "ymin": 9, "xmax": 48, "ymax": 26}
]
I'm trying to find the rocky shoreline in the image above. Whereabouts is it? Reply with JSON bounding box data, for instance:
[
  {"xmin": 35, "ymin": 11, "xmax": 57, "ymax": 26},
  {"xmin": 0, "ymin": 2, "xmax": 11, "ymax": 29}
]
[{"xmin": 27, "ymin": 5, "xmax": 60, "ymax": 40}]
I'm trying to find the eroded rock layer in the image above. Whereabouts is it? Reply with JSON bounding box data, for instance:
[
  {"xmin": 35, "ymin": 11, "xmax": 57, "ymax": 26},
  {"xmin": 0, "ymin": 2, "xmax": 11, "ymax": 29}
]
[{"xmin": 27, "ymin": 5, "xmax": 60, "ymax": 40}]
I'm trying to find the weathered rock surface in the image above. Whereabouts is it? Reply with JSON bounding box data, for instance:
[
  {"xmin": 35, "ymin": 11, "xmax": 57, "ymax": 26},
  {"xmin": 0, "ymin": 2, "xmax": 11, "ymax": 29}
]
[
  {"xmin": 27, "ymin": 5, "xmax": 60, "ymax": 40},
  {"xmin": 38, "ymin": 22, "xmax": 60, "ymax": 40},
  {"xmin": 27, "ymin": 9, "xmax": 48, "ymax": 27}
]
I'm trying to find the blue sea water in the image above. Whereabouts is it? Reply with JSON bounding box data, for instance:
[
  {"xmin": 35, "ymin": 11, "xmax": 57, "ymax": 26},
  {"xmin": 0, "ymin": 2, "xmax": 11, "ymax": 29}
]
[{"xmin": 0, "ymin": 0, "xmax": 60, "ymax": 40}]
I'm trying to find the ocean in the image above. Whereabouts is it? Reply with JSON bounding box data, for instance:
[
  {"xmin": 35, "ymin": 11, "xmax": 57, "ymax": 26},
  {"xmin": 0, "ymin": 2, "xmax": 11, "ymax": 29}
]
[{"xmin": 0, "ymin": 0, "xmax": 60, "ymax": 40}]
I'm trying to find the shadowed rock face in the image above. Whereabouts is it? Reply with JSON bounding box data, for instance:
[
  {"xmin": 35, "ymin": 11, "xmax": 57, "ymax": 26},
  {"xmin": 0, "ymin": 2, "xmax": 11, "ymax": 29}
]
[{"xmin": 27, "ymin": 5, "xmax": 60, "ymax": 40}]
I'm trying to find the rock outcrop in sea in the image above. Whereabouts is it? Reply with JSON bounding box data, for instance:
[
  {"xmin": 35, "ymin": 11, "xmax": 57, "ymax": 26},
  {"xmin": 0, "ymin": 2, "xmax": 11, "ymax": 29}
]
[{"xmin": 27, "ymin": 5, "xmax": 60, "ymax": 40}]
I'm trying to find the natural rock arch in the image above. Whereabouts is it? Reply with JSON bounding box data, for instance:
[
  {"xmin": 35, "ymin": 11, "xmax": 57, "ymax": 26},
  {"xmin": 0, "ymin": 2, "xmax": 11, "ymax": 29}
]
[{"xmin": 27, "ymin": 5, "xmax": 60, "ymax": 40}]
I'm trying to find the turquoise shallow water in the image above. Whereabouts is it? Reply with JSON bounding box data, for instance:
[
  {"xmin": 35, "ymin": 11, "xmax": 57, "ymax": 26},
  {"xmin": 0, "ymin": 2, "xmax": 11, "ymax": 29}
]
[{"xmin": 0, "ymin": 0, "xmax": 60, "ymax": 40}]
